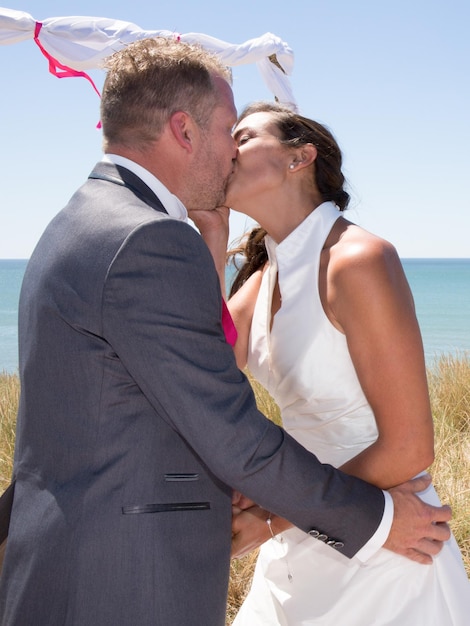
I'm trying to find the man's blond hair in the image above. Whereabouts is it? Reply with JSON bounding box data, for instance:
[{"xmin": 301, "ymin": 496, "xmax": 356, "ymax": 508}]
[{"xmin": 101, "ymin": 37, "xmax": 232, "ymax": 149}]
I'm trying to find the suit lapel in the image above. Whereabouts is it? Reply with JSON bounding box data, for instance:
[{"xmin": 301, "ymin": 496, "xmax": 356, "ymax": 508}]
[{"xmin": 88, "ymin": 162, "xmax": 168, "ymax": 215}]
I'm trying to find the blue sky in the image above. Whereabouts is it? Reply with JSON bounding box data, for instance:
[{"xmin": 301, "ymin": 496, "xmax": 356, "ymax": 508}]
[{"xmin": 1, "ymin": 0, "xmax": 469, "ymax": 258}]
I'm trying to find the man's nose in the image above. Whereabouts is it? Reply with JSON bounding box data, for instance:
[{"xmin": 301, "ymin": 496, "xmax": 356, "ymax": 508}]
[{"xmin": 231, "ymin": 140, "xmax": 239, "ymax": 160}]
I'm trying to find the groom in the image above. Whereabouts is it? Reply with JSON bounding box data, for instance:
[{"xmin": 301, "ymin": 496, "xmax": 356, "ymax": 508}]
[{"xmin": 0, "ymin": 38, "xmax": 450, "ymax": 626}]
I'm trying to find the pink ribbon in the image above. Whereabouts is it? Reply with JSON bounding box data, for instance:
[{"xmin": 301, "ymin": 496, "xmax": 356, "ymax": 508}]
[{"xmin": 33, "ymin": 22, "xmax": 102, "ymax": 99}]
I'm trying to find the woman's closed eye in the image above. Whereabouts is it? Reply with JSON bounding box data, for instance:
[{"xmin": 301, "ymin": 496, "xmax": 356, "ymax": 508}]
[
  {"xmin": 237, "ymin": 134, "xmax": 251, "ymax": 146},
  {"xmin": 233, "ymin": 127, "xmax": 255, "ymax": 146}
]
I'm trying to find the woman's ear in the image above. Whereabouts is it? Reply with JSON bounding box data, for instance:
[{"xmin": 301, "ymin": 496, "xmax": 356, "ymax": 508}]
[
  {"xmin": 289, "ymin": 143, "xmax": 317, "ymax": 171},
  {"xmin": 169, "ymin": 111, "xmax": 196, "ymax": 153}
]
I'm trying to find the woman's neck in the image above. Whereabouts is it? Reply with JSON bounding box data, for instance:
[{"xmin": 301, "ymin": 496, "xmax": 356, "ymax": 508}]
[{"xmin": 260, "ymin": 198, "xmax": 323, "ymax": 243}]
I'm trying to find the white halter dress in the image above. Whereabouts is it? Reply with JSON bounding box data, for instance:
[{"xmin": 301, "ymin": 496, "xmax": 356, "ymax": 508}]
[{"xmin": 233, "ymin": 202, "xmax": 470, "ymax": 625}]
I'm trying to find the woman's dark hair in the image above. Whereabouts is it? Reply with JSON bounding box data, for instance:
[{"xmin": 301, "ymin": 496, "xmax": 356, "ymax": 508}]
[
  {"xmin": 228, "ymin": 102, "xmax": 349, "ymax": 297},
  {"xmin": 227, "ymin": 227, "xmax": 268, "ymax": 297}
]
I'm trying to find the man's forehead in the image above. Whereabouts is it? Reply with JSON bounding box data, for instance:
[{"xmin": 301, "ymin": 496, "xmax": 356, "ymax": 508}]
[
  {"xmin": 213, "ymin": 76, "xmax": 236, "ymax": 109},
  {"xmin": 216, "ymin": 78, "xmax": 237, "ymax": 120}
]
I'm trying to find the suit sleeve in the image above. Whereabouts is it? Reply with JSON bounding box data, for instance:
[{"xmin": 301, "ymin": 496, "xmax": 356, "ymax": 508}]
[{"xmin": 102, "ymin": 218, "xmax": 386, "ymax": 558}]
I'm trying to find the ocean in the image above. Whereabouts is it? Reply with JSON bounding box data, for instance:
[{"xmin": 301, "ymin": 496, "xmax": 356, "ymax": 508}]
[{"xmin": 1, "ymin": 258, "xmax": 469, "ymax": 374}]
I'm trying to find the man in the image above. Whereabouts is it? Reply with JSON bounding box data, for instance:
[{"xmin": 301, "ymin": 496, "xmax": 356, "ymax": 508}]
[{"xmin": 0, "ymin": 38, "xmax": 450, "ymax": 626}]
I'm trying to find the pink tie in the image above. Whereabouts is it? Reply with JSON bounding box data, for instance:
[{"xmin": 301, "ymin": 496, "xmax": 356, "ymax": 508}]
[{"xmin": 222, "ymin": 300, "xmax": 237, "ymax": 347}]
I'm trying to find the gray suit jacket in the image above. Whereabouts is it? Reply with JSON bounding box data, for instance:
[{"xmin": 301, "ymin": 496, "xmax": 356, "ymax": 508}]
[{"xmin": 0, "ymin": 162, "xmax": 385, "ymax": 625}]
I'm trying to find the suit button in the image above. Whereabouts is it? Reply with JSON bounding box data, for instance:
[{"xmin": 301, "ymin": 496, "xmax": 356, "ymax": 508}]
[
  {"xmin": 308, "ymin": 529, "xmax": 320, "ymax": 538},
  {"xmin": 317, "ymin": 534, "xmax": 328, "ymax": 542},
  {"xmin": 326, "ymin": 539, "xmax": 345, "ymax": 549}
]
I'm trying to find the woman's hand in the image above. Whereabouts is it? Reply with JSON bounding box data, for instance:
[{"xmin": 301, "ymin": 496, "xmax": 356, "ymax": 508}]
[
  {"xmin": 231, "ymin": 492, "xmax": 294, "ymax": 558},
  {"xmin": 231, "ymin": 505, "xmax": 271, "ymax": 559},
  {"xmin": 189, "ymin": 205, "xmax": 230, "ymax": 257},
  {"xmin": 189, "ymin": 206, "xmax": 230, "ymax": 295},
  {"xmin": 232, "ymin": 490, "xmax": 256, "ymax": 514}
]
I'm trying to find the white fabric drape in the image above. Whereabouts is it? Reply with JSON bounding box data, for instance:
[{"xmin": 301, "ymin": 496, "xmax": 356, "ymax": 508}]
[{"xmin": 0, "ymin": 8, "xmax": 296, "ymax": 108}]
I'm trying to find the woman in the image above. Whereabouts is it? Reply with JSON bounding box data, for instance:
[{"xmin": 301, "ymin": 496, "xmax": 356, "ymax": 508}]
[{"xmin": 194, "ymin": 101, "xmax": 470, "ymax": 624}]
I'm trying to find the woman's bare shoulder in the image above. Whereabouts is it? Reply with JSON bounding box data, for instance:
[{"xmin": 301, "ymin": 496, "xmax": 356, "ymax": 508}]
[{"xmin": 328, "ymin": 218, "xmax": 401, "ymax": 280}]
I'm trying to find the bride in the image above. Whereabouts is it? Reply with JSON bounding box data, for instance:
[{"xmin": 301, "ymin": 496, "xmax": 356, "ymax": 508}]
[{"xmin": 195, "ymin": 101, "xmax": 470, "ymax": 625}]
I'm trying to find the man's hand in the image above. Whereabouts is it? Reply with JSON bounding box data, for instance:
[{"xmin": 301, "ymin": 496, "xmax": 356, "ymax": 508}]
[{"xmin": 384, "ymin": 474, "xmax": 452, "ymax": 564}]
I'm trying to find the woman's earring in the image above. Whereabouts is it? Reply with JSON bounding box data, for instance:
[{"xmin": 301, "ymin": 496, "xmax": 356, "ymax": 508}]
[{"xmin": 289, "ymin": 163, "xmax": 295, "ymax": 170}]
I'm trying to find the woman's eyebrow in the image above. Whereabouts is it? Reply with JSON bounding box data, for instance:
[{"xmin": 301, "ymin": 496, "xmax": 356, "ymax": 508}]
[{"xmin": 232, "ymin": 125, "xmax": 249, "ymax": 140}]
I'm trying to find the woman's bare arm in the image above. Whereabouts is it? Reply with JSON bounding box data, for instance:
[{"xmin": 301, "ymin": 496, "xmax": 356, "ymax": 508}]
[
  {"xmin": 325, "ymin": 228, "xmax": 434, "ymax": 488},
  {"xmin": 227, "ymin": 269, "xmax": 264, "ymax": 369}
]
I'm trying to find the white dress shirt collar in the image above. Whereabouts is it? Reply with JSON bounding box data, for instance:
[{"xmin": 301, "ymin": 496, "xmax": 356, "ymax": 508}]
[{"xmin": 103, "ymin": 154, "xmax": 188, "ymax": 222}]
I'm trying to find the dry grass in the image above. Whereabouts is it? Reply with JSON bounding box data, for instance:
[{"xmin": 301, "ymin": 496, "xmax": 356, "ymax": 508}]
[
  {"xmin": 245, "ymin": 371, "xmax": 281, "ymax": 427},
  {"xmin": 225, "ymin": 551, "xmax": 259, "ymax": 625},
  {"xmin": 427, "ymin": 353, "xmax": 470, "ymax": 574},
  {"xmin": 0, "ymin": 372, "xmax": 18, "ymax": 492},
  {"xmin": 0, "ymin": 358, "xmax": 468, "ymax": 626}
]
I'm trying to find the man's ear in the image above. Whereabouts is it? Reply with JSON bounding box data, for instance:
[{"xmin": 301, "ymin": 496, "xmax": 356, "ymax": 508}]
[{"xmin": 169, "ymin": 111, "xmax": 196, "ymax": 154}]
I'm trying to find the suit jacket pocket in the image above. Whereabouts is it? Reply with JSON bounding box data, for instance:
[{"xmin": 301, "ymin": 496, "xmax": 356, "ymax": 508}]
[
  {"xmin": 122, "ymin": 501, "xmax": 210, "ymax": 515},
  {"xmin": 164, "ymin": 473, "xmax": 199, "ymax": 482}
]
